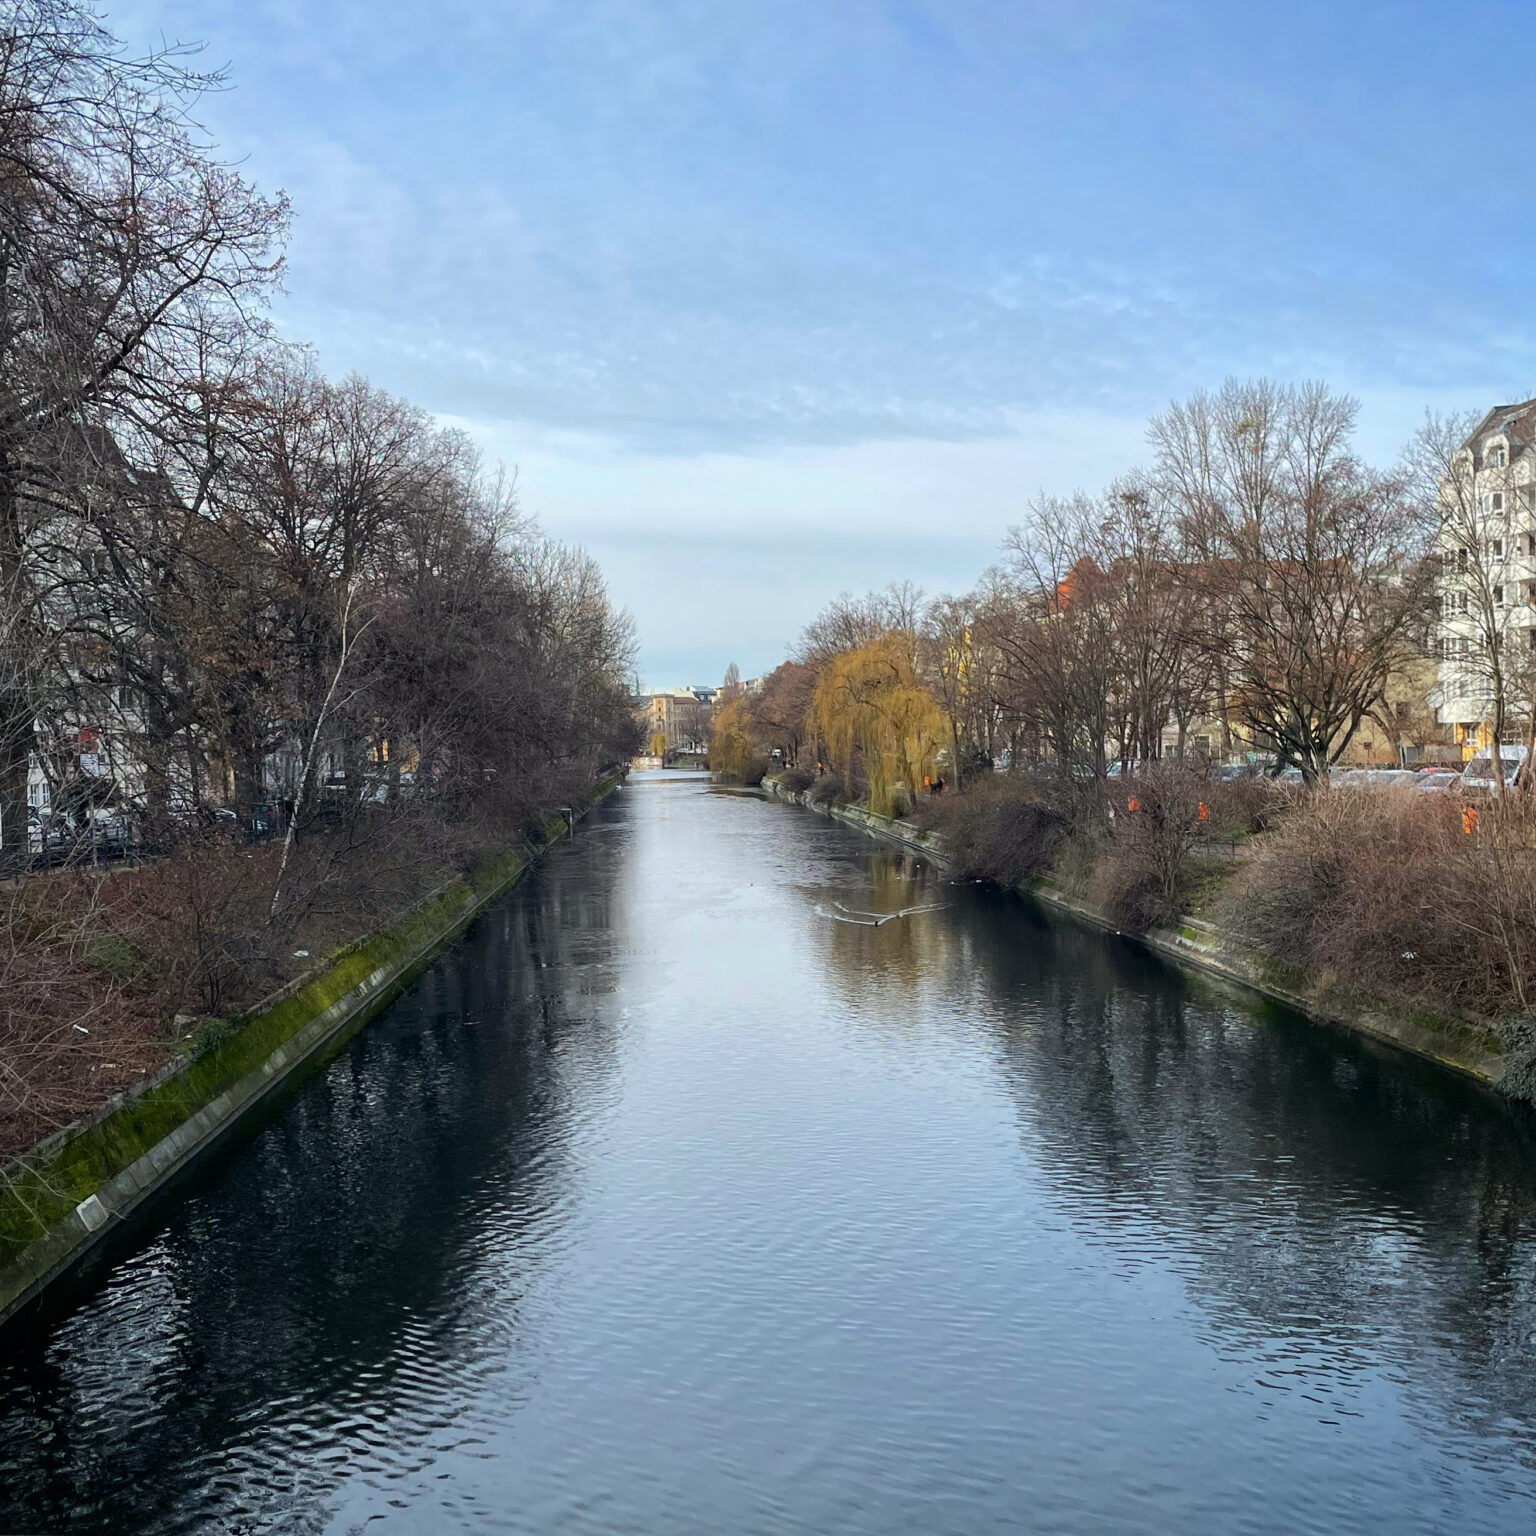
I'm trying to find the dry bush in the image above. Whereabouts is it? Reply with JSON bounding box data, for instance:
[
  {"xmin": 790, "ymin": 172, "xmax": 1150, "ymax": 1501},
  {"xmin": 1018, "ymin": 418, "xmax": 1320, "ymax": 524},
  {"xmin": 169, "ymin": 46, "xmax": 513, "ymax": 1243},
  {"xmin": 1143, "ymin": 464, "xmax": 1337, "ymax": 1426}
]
[
  {"xmin": 106, "ymin": 838, "xmax": 283, "ymax": 1017},
  {"xmin": 1206, "ymin": 774, "xmax": 1281, "ymax": 837},
  {"xmin": 914, "ymin": 762, "xmax": 1282, "ymax": 930},
  {"xmin": 808, "ymin": 772, "xmax": 843, "ymax": 807},
  {"xmin": 779, "ymin": 765, "xmax": 816, "ymax": 794},
  {"xmin": 1093, "ymin": 762, "xmax": 1216, "ymax": 930},
  {"xmin": 0, "ymin": 788, "xmax": 585, "ymax": 1159},
  {"xmin": 1218, "ymin": 787, "xmax": 1536, "ymax": 1023},
  {"xmin": 920, "ymin": 774, "xmax": 1066, "ymax": 887},
  {"xmin": 0, "ymin": 874, "xmax": 166, "ymax": 1157}
]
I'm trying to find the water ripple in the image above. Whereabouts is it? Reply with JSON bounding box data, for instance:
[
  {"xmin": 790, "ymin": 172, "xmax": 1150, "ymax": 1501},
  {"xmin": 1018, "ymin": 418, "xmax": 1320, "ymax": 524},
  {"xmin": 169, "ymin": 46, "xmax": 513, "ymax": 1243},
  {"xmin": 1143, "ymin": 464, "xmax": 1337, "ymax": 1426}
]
[{"xmin": 2, "ymin": 778, "xmax": 1536, "ymax": 1533}]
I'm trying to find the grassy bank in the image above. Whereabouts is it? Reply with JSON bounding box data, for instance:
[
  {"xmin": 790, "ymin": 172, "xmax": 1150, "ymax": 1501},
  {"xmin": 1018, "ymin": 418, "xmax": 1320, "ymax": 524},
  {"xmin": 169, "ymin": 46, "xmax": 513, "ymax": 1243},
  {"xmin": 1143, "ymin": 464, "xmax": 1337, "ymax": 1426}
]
[
  {"xmin": 0, "ymin": 775, "xmax": 630, "ymax": 1161},
  {"xmin": 0, "ymin": 780, "xmax": 620, "ymax": 1288}
]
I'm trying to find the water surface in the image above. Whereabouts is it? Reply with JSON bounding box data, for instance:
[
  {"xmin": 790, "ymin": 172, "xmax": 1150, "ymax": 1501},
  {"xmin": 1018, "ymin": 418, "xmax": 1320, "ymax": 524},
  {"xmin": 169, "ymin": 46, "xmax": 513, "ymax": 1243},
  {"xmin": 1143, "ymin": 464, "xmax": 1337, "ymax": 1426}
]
[{"xmin": 3, "ymin": 771, "xmax": 1536, "ymax": 1534}]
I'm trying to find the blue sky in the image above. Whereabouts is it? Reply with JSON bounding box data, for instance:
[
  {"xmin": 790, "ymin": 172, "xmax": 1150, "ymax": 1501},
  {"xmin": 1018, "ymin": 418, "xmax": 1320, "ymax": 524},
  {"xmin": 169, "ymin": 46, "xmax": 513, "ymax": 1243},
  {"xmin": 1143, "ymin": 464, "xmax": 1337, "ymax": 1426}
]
[{"xmin": 118, "ymin": 0, "xmax": 1536, "ymax": 686}]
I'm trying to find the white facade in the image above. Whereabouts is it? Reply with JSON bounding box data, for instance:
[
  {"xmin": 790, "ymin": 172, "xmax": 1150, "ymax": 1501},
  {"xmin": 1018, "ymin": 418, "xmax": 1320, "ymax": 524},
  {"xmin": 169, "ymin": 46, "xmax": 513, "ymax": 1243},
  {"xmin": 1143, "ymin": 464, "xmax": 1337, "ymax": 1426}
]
[{"xmin": 1435, "ymin": 400, "xmax": 1536, "ymax": 747}]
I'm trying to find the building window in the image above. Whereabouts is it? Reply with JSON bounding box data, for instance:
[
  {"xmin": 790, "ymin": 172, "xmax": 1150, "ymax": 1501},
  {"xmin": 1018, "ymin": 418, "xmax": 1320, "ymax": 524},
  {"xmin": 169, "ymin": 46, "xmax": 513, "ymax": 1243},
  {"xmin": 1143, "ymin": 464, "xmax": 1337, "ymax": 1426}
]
[
  {"xmin": 1495, "ymin": 585, "xmax": 1506, "ymax": 605},
  {"xmin": 1457, "ymin": 547, "xmax": 1469, "ymax": 571},
  {"xmin": 1494, "ymin": 538, "xmax": 1505, "ymax": 557},
  {"xmin": 1493, "ymin": 494, "xmax": 1505, "ymax": 513},
  {"xmin": 1490, "ymin": 445, "xmax": 1508, "ymax": 467}
]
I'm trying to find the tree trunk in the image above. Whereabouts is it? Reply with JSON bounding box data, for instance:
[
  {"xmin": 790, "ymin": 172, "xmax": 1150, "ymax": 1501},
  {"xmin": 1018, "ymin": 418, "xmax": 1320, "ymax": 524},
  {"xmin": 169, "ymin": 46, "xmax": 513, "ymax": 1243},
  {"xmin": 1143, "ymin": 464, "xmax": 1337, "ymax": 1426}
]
[
  {"xmin": 0, "ymin": 471, "xmax": 33, "ymax": 868},
  {"xmin": 0, "ymin": 680, "xmax": 31, "ymax": 868}
]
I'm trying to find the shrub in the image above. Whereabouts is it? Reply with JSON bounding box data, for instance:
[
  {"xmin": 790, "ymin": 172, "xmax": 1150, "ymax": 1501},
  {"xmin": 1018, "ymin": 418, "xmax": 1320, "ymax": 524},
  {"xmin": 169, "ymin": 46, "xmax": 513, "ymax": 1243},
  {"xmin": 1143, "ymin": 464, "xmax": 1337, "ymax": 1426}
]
[
  {"xmin": 1218, "ymin": 787, "xmax": 1536, "ymax": 1021},
  {"xmin": 1498, "ymin": 1018, "xmax": 1536, "ymax": 1104},
  {"xmin": 1094, "ymin": 762, "xmax": 1214, "ymax": 930},
  {"xmin": 808, "ymin": 773, "xmax": 842, "ymax": 807},
  {"xmin": 779, "ymin": 765, "xmax": 816, "ymax": 793},
  {"xmin": 925, "ymin": 775, "xmax": 1066, "ymax": 887}
]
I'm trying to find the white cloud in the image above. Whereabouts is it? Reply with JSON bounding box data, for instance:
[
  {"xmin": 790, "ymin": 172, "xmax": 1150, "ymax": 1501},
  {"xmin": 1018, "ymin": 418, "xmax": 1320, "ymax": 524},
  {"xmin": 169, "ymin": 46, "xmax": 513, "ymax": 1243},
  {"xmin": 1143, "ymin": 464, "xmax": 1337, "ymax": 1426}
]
[{"xmin": 438, "ymin": 408, "xmax": 1150, "ymax": 683}]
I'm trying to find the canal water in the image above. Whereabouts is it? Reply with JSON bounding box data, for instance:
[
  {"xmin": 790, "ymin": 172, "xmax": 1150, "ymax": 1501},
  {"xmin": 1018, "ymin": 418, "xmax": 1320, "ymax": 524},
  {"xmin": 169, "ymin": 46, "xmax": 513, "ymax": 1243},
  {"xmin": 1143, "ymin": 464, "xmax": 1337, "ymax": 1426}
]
[{"xmin": 4, "ymin": 772, "xmax": 1536, "ymax": 1534}]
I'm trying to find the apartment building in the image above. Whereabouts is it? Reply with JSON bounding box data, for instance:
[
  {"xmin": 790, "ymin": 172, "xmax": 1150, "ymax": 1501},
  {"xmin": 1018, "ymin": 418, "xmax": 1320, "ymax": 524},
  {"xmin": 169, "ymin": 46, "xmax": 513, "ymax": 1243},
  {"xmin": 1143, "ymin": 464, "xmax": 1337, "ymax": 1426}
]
[
  {"xmin": 642, "ymin": 689, "xmax": 712, "ymax": 756},
  {"xmin": 1435, "ymin": 399, "xmax": 1536, "ymax": 754}
]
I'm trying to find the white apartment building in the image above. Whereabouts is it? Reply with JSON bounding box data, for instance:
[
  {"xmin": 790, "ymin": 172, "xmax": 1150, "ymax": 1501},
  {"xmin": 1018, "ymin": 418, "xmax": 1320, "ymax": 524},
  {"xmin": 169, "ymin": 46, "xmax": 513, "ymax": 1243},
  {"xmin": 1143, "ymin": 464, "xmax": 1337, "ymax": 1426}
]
[{"xmin": 1435, "ymin": 399, "xmax": 1536, "ymax": 752}]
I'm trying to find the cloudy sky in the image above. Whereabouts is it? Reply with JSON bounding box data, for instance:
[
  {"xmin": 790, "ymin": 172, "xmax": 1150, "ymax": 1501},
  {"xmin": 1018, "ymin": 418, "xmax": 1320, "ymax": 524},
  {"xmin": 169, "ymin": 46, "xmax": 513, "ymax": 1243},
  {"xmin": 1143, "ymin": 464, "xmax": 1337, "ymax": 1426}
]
[{"xmin": 117, "ymin": 0, "xmax": 1536, "ymax": 686}]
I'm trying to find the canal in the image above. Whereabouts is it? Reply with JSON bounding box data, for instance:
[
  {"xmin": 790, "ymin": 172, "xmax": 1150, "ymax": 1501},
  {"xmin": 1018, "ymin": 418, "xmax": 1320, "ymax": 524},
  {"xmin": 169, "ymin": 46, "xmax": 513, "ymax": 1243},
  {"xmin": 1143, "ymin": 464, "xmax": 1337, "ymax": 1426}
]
[{"xmin": 4, "ymin": 771, "xmax": 1536, "ymax": 1533}]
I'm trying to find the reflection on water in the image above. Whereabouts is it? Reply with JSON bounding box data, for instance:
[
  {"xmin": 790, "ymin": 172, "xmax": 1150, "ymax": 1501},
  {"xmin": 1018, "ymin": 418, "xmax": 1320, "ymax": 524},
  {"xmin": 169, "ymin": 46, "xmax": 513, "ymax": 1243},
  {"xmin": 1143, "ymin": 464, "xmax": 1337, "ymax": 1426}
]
[{"xmin": 2, "ymin": 773, "xmax": 1536, "ymax": 1534}]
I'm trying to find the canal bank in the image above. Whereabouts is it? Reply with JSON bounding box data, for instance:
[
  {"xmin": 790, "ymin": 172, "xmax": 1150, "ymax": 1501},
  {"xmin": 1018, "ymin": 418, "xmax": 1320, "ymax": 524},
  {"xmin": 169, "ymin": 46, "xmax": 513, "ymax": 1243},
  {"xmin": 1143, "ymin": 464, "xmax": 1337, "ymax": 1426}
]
[
  {"xmin": 5, "ymin": 771, "xmax": 1536, "ymax": 1535},
  {"xmin": 760, "ymin": 776, "xmax": 1515, "ymax": 1097},
  {"xmin": 0, "ymin": 773, "xmax": 625, "ymax": 1330}
]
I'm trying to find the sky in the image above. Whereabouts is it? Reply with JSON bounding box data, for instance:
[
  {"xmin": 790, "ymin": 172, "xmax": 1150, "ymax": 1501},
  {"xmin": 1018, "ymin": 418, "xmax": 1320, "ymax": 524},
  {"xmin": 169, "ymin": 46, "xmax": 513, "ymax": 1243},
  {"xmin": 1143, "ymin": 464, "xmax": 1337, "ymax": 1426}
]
[{"xmin": 114, "ymin": 0, "xmax": 1536, "ymax": 688}]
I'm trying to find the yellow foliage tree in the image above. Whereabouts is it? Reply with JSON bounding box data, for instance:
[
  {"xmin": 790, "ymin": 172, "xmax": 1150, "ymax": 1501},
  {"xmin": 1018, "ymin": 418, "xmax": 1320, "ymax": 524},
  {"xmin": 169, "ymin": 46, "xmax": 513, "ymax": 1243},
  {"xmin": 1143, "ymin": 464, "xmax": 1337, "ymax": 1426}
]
[
  {"xmin": 812, "ymin": 638, "xmax": 946, "ymax": 816},
  {"xmin": 709, "ymin": 695, "xmax": 759, "ymax": 780}
]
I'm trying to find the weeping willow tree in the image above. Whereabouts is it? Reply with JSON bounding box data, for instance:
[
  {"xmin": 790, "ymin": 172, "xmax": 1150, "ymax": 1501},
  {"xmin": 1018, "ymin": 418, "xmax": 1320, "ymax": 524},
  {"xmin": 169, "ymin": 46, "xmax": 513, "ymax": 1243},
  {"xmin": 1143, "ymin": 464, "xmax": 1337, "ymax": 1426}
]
[
  {"xmin": 812, "ymin": 638, "xmax": 946, "ymax": 816},
  {"xmin": 709, "ymin": 695, "xmax": 759, "ymax": 780}
]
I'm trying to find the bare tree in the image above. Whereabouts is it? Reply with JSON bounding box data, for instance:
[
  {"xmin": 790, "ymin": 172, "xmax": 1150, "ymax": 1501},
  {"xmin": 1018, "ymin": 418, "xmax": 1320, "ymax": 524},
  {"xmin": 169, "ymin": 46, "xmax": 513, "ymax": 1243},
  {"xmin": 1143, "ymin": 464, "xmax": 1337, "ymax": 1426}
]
[
  {"xmin": 1407, "ymin": 407, "xmax": 1530, "ymax": 792},
  {"xmin": 997, "ymin": 493, "xmax": 1122, "ymax": 781},
  {"xmin": 1151, "ymin": 380, "xmax": 1433, "ymax": 781},
  {"xmin": 0, "ymin": 0, "xmax": 287, "ymax": 860}
]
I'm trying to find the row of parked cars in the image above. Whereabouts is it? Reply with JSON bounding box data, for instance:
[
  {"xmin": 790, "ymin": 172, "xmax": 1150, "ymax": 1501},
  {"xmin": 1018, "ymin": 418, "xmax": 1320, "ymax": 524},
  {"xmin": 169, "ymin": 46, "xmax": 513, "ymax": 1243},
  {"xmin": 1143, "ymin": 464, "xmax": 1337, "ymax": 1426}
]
[
  {"xmin": 1243, "ymin": 749, "xmax": 1523, "ymax": 795},
  {"xmin": 1103, "ymin": 751, "xmax": 1524, "ymax": 794},
  {"xmin": 20, "ymin": 800, "xmax": 286, "ymax": 867}
]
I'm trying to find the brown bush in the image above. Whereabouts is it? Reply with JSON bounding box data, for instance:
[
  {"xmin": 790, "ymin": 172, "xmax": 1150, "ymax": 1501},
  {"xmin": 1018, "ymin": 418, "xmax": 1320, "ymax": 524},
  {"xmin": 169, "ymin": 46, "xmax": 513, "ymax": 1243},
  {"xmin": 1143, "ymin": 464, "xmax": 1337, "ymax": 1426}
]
[
  {"xmin": 917, "ymin": 762, "xmax": 1279, "ymax": 931},
  {"xmin": 0, "ymin": 788, "xmax": 593, "ymax": 1159},
  {"xmin": 778, "ymin": 765, "xmax": 816, "ymax": 794},
  {"xmin": 1092, "ymin": 763, "xmax": 1223, "ymax": 930},
  {"xmin": 0, "ymin": 873, "xmax": 166, "ymax": 1157},
  {"xmin": 808, "ymin": 772, "xmax": 843, "ymax": 807},
  {"xmin": 1218, "ymin": 787, "xmax": 1536, "ymax": 1023},
  {"xmin": 919, "ymin": 774, "xmax": 1066, "ymax": 887}
]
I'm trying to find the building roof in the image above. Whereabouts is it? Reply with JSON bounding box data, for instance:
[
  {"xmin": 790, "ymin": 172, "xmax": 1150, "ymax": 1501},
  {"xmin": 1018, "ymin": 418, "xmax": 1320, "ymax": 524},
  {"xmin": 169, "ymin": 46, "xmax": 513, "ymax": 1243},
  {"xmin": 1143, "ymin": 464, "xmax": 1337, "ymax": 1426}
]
[{"xmin": 1461, "ymin": 398, "xmax": 1536, "ymax": 462}]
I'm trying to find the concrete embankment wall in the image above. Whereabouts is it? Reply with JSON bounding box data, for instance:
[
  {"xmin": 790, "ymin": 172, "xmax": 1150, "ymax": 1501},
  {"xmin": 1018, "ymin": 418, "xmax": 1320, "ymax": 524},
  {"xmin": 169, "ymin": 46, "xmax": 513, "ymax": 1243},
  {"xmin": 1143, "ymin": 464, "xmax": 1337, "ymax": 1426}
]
[
  {"xmin": 0, "ymin": 775, "xmax": 624, "ymax": 1329},
  {"xmin": 762, "ymin": 777, "xmax": 1510, "ymax": 1095}
]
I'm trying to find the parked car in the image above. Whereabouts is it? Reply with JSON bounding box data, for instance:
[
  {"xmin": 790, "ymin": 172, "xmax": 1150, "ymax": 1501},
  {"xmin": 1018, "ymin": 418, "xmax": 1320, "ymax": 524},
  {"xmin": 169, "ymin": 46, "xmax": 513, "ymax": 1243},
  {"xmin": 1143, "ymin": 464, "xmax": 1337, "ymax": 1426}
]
[
  {"xmin": 1414, "ymin": 770, "xmax": 1461, "ymax": 794},
  {"xmin": 1462, "ymin": 746, "xmax": 1527, "ymax": 793},
  {"xmin": 25, "ymin": 807, "xmax": 136, "ymax": 864}
]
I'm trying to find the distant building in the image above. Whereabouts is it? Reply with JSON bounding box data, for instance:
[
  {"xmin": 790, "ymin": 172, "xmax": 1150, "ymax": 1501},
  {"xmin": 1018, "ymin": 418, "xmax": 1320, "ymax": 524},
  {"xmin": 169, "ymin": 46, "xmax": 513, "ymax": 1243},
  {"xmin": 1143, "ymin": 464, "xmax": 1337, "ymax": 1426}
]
[
  {"xmin": 1434, "ymin": 399, "xmax": 1536, "ymax": 755},
  {"xmin": 641, "ymin": 690, "xmax": 710, "ymax": 757}
]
